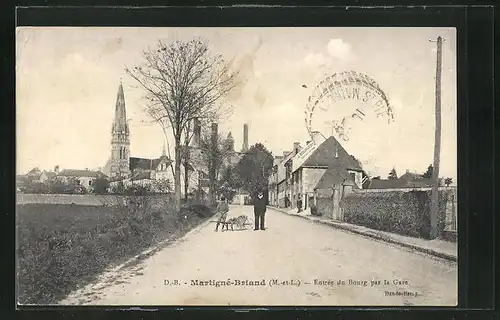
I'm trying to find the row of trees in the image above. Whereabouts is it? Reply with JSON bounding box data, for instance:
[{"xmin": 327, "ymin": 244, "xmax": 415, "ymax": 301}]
[
  {"xmin": 21, "ymin": 177, "xmax": 110, "ymax": 195},
  {"xmin": 20, "ymin": 176, "xmax": 173, "ymax": 195}
]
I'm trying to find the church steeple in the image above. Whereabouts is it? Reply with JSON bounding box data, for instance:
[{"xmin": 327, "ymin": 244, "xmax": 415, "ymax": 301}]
[
  {"xmin": 109, "ymin": 81, "xmax": 131, "ymax": 178},
  {"xmin": 113, "ymin": 80, "xmax": 128, "ymax": 134}
]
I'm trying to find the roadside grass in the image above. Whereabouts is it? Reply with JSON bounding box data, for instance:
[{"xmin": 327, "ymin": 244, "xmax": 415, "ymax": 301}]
[{"xmin": 17, "ymin": 200, "xmax": 213, "ymax": 305}]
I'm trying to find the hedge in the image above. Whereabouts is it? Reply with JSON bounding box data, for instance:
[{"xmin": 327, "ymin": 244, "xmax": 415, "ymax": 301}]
[{"xmin": 341, "ymin": 190, "xmax": 449, "ymax": 239}]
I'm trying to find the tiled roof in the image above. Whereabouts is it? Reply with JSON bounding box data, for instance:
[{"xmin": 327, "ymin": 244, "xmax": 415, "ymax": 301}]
[
  {"xmin": 130, "ymin": 156, "xmax": 171, "ymax": 171},
  {"xmin": 314, "ymin": 162, "xmax": 357, "ymax": 190},
  {"xmin": 302, "ymin": 136, "xmax": 362, "ymax": 171},
  {"xmin": 58, "ymin": 169, "xmax": 107, "ymax": 178},
  {"xmin": 26, "ymin": 168, "xmax": 42, "ymax": 177},
  {"xmin": 367, "ymin": 178, "xmax": 433, "ymax": 189},
  {"xmin": 399, "ymin": 171, "xmax": 424, "ymax": 181},
  {"xmin": 368, "ymin": 179, "xmax": 406, "ymax": 189},
  {"xmin": 130, "ymin": 157, "xmax": 155, "ymax": 171},
  {"xmin": 403, "ymin": 179, "xmax": 433, "ymax": 188}
]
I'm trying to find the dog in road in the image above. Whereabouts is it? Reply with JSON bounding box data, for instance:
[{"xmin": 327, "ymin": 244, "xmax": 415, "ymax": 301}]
[{"xmin": 224, "ymin": 215, "xmax": 250, "ymax": 231}]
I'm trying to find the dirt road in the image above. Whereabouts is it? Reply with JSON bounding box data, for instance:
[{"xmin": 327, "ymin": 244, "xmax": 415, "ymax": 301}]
[{"xmin": 59, "ymin": 205, "xmax": 457, "ymax": 306}]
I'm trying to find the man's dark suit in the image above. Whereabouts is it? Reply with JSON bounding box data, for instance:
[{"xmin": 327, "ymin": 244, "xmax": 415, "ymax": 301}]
[{"xmin": 253, "ymin": 193, "xmax": 267, "ymax": 230}]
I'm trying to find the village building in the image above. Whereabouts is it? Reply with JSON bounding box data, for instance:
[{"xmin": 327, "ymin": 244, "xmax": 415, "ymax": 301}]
[
  {"xmin": 57, "ymin": 169, "xmax": 109, "ymax": 192},
  {"xmin": 268, "ymin": 155, "xmax": 284, "ymax": 206},
  {"xmin": 38, "ymin": 165, "xmax": 60, "ymax": 183},
  {"xmin": 102, "ymin": 81, "xmax": 247, "ymax": 198},
  {"xmin": 275, "ymin": 147, "xmax": 297, "ymax": 208},
  {"xmin": 367, "ymin": 170, "xmax": 438, "ymax": 189},
  {"xmin": 272, "ymin": 131, "xmax": 364, "ymax": 212},
  {"xmin": 18, "ymin": 82, "xmax": 249, "ymax": 198},
  {"xmin": 25, "ymin": 167, "xmax": 42, "ymax": 183}
]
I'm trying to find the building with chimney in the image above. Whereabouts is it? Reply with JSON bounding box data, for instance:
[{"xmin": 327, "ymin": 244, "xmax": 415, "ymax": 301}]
[
  {"xmin": 272, "ymin": 131, "xmax": 364, "ymax": 211},
  {"xmin": 102, "ymin": 82, "xmax": 172, "ymax": 191},
  {"xmin": 102, "ymin": 82, "xmax": 250, "ymax": 197}
]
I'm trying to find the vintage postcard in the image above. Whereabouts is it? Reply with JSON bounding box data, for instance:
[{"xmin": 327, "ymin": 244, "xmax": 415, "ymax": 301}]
[{"xmin": 16, "ymin": 27, "xmax": 457, "ymax": 306}]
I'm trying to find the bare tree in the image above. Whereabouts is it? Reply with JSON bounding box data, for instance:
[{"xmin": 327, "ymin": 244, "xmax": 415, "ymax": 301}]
[
  {"xmin": 198, "ymin": 130, "xmax": 235, "ymax": 199},
  {"xmin": 126, "ymin": 38, "xmax": 237, "ymax": 212},
  {"xmin": 182, "ymin": 121, "xmax": 194, "ymax": 202}
]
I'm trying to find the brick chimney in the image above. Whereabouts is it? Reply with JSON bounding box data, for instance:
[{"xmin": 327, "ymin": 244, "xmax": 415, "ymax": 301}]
[
  {"xmin": 54, "ymin": 165, "xmax": 59, "ymax": 173},
  {"xmin": 293, "ymin": 142, "xmax": 300, "ymax": 153},
  {"xmin": 310, "ymin": 131, "xmax": 326, "ymax": 145},
  {"xmin": 242, "ymin": 123, "xmax": 249, "ymax": 152}
]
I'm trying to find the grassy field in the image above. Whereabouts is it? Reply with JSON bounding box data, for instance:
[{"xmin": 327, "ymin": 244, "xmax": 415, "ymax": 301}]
[{"xmin": 17, "ymin": 200, "xmax": 211, "ymax": 305}]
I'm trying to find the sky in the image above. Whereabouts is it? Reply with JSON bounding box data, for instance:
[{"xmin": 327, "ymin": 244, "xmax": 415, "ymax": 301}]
[{"xmin": 16, "ymin": 27, "xmax": 457, "ymax": 181}]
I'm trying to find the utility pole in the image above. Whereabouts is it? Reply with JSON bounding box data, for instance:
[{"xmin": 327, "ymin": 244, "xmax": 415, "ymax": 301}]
[{"xmin": 429, "ymin": 36, "xmax": 444, "ymax": 239}]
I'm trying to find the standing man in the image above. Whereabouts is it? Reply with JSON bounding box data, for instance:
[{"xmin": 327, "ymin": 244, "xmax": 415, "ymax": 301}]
[
  {"xmin": 253, "ymin": 189, "xmax": 267, "ymax": 231},
  {"xmin": 297, "ymin": 194, "xmax": 303, "ymax": 213},
  {"xmin": 215, "ymin": 196, "xmax": 229, "ymax": 232}
]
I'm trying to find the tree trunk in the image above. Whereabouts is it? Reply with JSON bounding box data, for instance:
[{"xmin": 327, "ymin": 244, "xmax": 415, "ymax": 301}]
[
  {"xmin": 174, "ymin": 135, "xmax": 182, "ymax": 212},
  {"xmin": 208, "ymin": 123, "xmax": 218, "ymax": 205},
  {"xmin": 183, "ymin": 123, "xmax": 192, "ymax": 202},
  {"xmin": 184, "ymin": 149, "xmax": 190, "ymax": 202}
]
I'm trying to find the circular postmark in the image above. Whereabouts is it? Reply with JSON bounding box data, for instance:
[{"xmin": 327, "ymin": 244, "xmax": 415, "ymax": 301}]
[{"xmin": 304, "ymin": 70, "xmax": 395, "ymax": 142}]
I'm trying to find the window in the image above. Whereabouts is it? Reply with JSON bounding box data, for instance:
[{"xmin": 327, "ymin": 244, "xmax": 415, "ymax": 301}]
[
  {"xmin": 350, "ymin": 172, "xmax": 356, "ymax": 183},
  {"xmin": 89, "ymin": 180, "xmax": 92, "ymax": 186}
]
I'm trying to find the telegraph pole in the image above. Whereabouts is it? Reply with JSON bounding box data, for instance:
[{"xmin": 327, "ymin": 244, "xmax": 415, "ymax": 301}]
[{"xmin": 429, "ymin": 36, "xmax": 444, "ymax": 239}]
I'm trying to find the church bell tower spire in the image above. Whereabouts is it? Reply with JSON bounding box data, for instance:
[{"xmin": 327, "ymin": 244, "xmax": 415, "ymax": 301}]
[{"xmin": 110, "ymin": 80, "xmax": 130, "ymax": 178}]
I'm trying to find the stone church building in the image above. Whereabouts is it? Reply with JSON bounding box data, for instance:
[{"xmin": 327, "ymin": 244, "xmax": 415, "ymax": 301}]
[{"xmin": 102, "ymin": 82, "xmax": 246, "ymax": 197}]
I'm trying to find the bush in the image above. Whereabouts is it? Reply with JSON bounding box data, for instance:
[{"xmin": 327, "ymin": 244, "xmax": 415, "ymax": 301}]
[
  {"xmin": 17, "ymin": 200, "xmax": 206, "ymax": 305},
  {"xmin": 111, "ymin": 181, "xmax": 126, "ymax": 194},
  {"xmin": 92, "ymin": 177, "xmax": 110, "ymax": 194},
  {"xmin": 342, "ymin": 190, "xmax": 449, "ymax": 239},
  {"xmin": 24, "ymin": 181, "xmax": 49, "ymax": 194},
  {"xmin": 181, "ymin": 204, "xmax": 216, "ymax": 218}
]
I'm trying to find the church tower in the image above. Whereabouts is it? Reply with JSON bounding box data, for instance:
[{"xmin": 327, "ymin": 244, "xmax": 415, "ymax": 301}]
[{"xmin": 109, "ymin": 81, "xmax": 130, "ymax": 178}]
